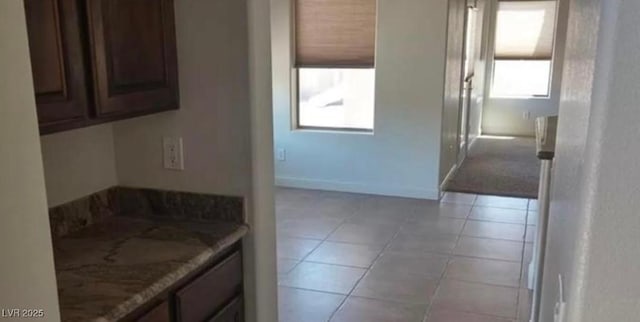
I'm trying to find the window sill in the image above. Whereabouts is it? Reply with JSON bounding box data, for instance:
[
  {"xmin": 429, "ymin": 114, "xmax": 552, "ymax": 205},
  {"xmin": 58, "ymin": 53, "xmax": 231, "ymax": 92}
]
[
  {"xmin": 292, "ymin": 127, "xmax": 374, "ymax": 135},
  {"xmin": 489, "ymin": 95, "xmax": 551, "ymax": 100}
]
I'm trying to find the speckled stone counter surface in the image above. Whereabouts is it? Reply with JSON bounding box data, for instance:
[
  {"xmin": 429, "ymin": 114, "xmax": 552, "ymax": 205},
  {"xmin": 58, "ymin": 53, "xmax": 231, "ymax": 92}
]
[
  {"xmin": 48, "ymin": 187, "xmax": 248, "ymax": 322},
  {"xmin": 54, "ymin": 216, "xmax": 248, "ymax": 322}
]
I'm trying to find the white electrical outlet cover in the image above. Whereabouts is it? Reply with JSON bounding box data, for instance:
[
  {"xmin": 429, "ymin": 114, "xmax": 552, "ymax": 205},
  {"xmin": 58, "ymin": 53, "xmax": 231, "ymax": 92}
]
[
  {"xmin": 276, "ymin": 148, "xmax": 286, "ymax": 161},
  {"xmin": 163, "ymin": 137, "xmax": 184, "ymax": 170}
]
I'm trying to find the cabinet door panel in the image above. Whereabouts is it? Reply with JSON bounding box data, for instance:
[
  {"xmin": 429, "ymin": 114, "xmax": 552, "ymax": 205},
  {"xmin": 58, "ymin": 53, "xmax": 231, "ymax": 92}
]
[
  {"xmin": 87, "ymin": 0, "xmax": 179, "ymax": 117},
  {"xmin": 208, "ymin": 297, "xmax": 244, "ymax": 322},
  {"xmin": 24, "ymin": 0, "xmax": 89, "ymax": 132},
  {"xmin": 176, "ymin": 251, "xmax": 243, "ymax": 322},
  {"xmin": 135, "ymin": 300, "xmax": 170, "ymax": 322}
]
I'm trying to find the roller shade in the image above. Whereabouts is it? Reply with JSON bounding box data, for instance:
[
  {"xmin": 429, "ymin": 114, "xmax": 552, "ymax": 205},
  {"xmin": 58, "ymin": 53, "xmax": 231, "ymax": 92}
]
[
  {"xmin": 295, "ymin": 0, "xmax": 376, "ymax": 68},
  {"xmin": 494, "ymin": 1, "xmax": 557, "ymax": 60}
]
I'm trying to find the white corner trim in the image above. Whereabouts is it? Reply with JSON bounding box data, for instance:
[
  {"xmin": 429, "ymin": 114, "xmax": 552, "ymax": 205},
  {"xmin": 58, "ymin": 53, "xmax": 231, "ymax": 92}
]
[
  {"xmin": 276, "ymin": 176, "xmax": 440, "ymax": 200},
  {"xmin": 468, "ymin": 135, "xmax": 479, "ymax": 149},
  {"xmin": 440, "ymin": 164, "xmax": 458, "ymax": 192}
]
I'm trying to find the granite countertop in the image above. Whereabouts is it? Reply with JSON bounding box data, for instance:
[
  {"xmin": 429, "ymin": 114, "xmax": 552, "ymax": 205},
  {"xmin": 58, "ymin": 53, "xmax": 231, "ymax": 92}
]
[{"xmin": 53, "ymin": 216, "xmax": 248, "ymax": 322}]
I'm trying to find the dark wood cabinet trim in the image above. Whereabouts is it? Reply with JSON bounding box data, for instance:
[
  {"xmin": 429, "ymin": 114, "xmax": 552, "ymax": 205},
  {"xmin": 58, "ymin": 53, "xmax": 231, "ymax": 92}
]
[
  {"xmin": 25, "ymin": 0, "xmax": 180, "ymax": 135},
  {"xmin": 86, "ymin": 0, "xmax": 180, "ymax": 118},
  {"xmin": 24, "ymin": 0, "xmax": 91, "ymax": 134}
]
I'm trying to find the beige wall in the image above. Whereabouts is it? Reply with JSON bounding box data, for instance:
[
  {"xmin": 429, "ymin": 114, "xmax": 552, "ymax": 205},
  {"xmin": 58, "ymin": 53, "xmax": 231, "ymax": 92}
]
[
  {"xmin": 247, "ymin": 0, "xmax": 278, "ymax": 320},
  {"xmin": 469, "ymin": 0, "xmax": 491, "ymax": 144},
  {"xmin": 542, "ymin": 0, "xmax": 640, "ymax": 320},
  {"xmin": 39, "ymin": 0, "xmax": 254, "ymax": 204},
  {"xmin": 440, "ymin": 0, "xmax": 466, "ymax": 183},
  {"xmin": 112, "ymin": 0, "xmax": 252, "ymax": 198},
  {"xmin": 440, "ymin": 0, "xmax": 492, "ymax": 186},
  {"xmin": 272, "ymin": 0, "xmax": 449, "ymax": 199},
  {"xmin": 0, "ymin": 1, "xmax": 61, "ymax": 319},
  {"xmin": 41, "ymin": 124, "xmax": 118, "ymax": 207},
  {"xmin": 112, "ymin": 0, "xmax": 277, "ymax": 320}
]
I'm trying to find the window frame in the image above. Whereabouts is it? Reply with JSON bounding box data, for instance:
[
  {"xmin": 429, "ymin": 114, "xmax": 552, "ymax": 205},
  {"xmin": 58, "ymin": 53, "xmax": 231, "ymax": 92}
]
[
  {"xmin": 291, "ymin": 67, "xmax": 376, "ymax": 133},
  {"xmin": 487, "ymin": 0, "xmax": 559, "ymax": 100},
  {"xmin": 291, "ymin": 0, "xmax": 377, "ymax": 133},
  {"xmin": 489, "ymin": 58, "xmax": 554, "ymax": 99}
]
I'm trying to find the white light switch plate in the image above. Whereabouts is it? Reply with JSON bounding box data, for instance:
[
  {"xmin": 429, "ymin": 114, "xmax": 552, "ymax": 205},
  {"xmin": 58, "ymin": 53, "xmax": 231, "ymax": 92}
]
[{"xmin": 163, "ymin": 137, "xmax": 184, "ymax": 170}]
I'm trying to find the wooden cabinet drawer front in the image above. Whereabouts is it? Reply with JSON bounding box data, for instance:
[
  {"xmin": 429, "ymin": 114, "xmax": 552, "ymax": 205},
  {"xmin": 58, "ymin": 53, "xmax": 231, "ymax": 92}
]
[
  {"xmin": 208, "ymin": 297, "xmax": 244, "ymax": 322},
  {"xmin": 176, "ymin": 251, "xmax": 242, "ymax": 322},
  {"xmin": 136, "ymin": 300, "xmax": 170, "ymax": 322}
]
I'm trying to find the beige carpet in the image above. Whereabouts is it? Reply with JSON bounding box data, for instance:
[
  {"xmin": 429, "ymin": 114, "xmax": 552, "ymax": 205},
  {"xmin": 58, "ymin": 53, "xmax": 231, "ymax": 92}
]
[{"xmin": 446, "ymin": 136, "xmax": 540, "ymax": 198}]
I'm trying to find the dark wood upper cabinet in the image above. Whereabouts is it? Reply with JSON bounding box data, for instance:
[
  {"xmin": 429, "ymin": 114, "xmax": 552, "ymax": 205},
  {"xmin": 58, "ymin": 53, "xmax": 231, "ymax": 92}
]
[
  {"xmin": 24, "ymin": 0, "xmax": 179, "ymax": 134},
  {"xmin": 86, "ymin": 0, "xmax": 179, "ymax": 118},
  {"xmin": 24, "ymin": 0, "xmax": 89, "ymax": 134}
]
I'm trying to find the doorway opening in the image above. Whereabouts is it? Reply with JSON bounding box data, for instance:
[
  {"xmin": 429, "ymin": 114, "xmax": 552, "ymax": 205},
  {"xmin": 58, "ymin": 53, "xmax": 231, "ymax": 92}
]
[{"xmin": 446, "ymin": 0, "xmax": 563, "ymax": 199}]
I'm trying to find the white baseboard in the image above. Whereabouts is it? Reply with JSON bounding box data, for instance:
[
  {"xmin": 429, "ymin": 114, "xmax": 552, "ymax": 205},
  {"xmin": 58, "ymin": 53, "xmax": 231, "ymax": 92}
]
[{"xmin": 276, "ymin": 176, "xmax": 440, "ymax": 200}]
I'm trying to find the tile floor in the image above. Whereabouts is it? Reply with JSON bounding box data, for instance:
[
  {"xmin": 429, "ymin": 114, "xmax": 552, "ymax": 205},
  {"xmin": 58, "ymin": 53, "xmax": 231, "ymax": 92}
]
[{"xmin": 276, "ymin": 188, "xmax": 535, "ymax": 322}]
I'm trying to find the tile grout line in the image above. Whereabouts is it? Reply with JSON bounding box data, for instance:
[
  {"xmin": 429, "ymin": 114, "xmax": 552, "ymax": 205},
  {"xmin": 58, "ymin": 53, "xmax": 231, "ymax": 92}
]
[
  {"xmin": 423, "ymin": 196, "xmax": 476, "ymax": 322},
  {"xmin": 279, "ymin": 191, "xmax": 533, "ymax": 322},
  {"xmin": 516, "ymin": 202, "xmax": 536, "ymax": 321},
  {"xmin": 279, "ymin": 195, "xmax": 382, "ymax": 321},
  {"xmin": 327, "ymin": 205, "xmax": 417, "ymax": 322},
  {"xmin": 431, "ymin": 194, "xmax": 523, "ymax": 321},
  {"xmin": 278, "ymin": 200, "xmax": 364, "ymax": 284},
  {"xmin": 428, "ymin": 307, "xmax": 523, "ymax": 321}
]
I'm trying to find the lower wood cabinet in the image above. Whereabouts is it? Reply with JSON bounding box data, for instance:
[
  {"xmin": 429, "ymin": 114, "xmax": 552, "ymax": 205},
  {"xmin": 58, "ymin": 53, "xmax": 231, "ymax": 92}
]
[
  {"xmin": 136, "ymin": 301, "xmax": 170, "ymax": 322},
  {"xmin": 126, "ymin": 243, "xmax": 244, "ymax": 322},
  {"xmin": 208, "ymin": 297, "xmax": 244, "ymax": 322},
  {"xmin": 176, "ymin": 251, "xmax": 243, "ymax": 322}
]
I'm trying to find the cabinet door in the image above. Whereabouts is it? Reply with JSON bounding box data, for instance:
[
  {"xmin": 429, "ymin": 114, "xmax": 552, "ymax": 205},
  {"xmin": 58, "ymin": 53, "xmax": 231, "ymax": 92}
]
[
  {"xmin": 208, "ymin": 297, "xmax": 244, "ymax": 322},
  {"xmin": 176, "ymin": 251, "xmax": 243, "ymax": 322},
  {"xmin": 135, "ymin": 300, "xmax": 170, "ymax": 322},
  {"xmin": 24, "ymin": 0, "xmax": 89, "ymax": 134},
  {"xmin": 86, "ymin": 0, "xmax": 179, "ymax": 118}
]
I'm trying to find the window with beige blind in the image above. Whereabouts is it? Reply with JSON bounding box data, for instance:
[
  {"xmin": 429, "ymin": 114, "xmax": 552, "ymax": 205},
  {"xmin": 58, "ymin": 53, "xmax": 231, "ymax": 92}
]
[
  {"xmin": 491, "ymin": 0, "xmax": 557, "ymax": 98},
  {"xmin": 294, "ymin": 0, "xmax": 377, "ymax": 131}
]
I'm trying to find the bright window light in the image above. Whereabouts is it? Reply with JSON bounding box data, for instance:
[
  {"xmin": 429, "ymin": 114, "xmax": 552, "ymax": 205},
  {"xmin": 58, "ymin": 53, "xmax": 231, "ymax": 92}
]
[
  {"xmin": 492, "ymin": 60, "xmax": 552, "ymax": 98},
  {"xmin": 297, "ymin": 68, "xmax": 375, "ymax": 131},
  {"xmin": 491, "ymin": 1, "xmax": 556, "ymax": 98}
]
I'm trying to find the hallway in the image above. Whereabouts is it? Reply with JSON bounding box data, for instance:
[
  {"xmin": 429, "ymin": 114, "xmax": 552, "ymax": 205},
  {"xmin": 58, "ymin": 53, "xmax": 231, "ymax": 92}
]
[
  {"xmin": 447, "ymin": 136, "xmax": 540, "ymax": 198},
  {"xmin": 276, "ymin": 188, "xmax": 536, "ymax": 321}
]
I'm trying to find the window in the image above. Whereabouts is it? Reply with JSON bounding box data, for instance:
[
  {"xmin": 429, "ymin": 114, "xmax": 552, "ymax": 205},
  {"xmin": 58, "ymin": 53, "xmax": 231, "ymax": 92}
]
[
  {"xmin": 298, "ymin": 68, "xmax": 375, "ymax": 130},
  {"xmin": 491, "ymin": 1, "xmax": 557, "ymax": 98},
  {"xmin": 294, "ymin": 0, "xmax": 376, "ymax": 131}
]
